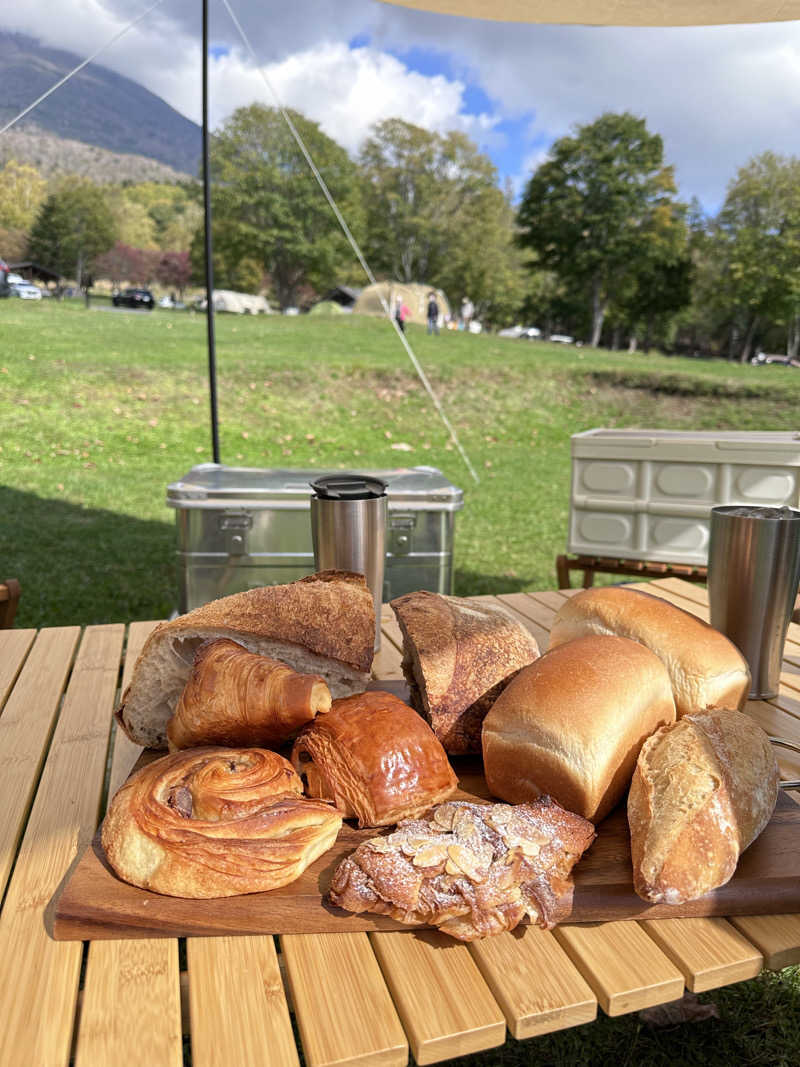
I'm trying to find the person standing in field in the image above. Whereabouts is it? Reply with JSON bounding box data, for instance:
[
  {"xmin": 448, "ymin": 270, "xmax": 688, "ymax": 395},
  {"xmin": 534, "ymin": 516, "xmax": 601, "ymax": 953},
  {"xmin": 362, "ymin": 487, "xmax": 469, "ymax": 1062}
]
[
  {"xmin": 460, "ymin": 296, "xmax": 474, "ymax": 331},
  {"xmin": 395, "ymin": 297, "xmax": 410, "ymax": 333},
  {"xmin": 427, "ymin": 291, "xmax": 440, "ymax": 335}
]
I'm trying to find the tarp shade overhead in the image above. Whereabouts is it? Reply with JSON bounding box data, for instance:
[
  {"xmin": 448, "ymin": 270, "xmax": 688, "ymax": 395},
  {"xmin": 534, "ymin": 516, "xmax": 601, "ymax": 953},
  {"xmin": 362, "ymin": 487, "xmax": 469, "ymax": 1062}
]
[{"xmin": 380, "ymin": 0, "xmax": 800, "ymax": 25}]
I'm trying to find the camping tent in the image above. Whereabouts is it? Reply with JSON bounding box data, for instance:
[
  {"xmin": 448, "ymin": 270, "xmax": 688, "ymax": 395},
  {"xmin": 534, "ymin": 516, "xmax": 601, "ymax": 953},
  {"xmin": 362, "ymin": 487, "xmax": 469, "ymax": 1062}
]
[
  {"xmin": 380, "ymin": 1, "xmax": 800, "ymax": 25},
  {"xmin": 353, "ymin": 282, "xmax": 450, "ymax": 328}
]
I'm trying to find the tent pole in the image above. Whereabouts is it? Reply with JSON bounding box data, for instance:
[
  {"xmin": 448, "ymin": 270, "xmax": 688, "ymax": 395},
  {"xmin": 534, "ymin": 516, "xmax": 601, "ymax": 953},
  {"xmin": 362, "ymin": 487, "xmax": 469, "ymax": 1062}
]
[{"xmin": 202, "ymin": 0, "xmax": 221, "ymax": 464}]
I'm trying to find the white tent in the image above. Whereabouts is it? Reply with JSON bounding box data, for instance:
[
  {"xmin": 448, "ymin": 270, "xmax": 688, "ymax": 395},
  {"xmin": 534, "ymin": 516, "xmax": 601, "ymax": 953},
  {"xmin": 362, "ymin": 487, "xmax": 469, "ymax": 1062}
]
[{"xmin": 381, "ymin": 1, "xmax": 800, "ymax": 25}]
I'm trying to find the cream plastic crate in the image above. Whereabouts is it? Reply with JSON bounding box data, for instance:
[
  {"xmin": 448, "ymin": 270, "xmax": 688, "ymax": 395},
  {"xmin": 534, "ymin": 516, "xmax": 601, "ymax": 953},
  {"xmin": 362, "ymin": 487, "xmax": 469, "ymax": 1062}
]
[{"xmin": 568, "ymin": 430, "xmax": 800, "ymax": 566}]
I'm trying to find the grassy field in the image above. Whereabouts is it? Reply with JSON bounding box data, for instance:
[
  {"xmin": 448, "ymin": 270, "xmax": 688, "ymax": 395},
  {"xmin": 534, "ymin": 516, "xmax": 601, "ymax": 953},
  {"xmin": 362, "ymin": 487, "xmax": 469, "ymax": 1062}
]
[
  {"xmin": 3, "ymin": 299, "xmax": 800, "ymax": 628},
  {"xmin": 3, "ymin": 300, "xmax": 800, "ymax": 1066}
]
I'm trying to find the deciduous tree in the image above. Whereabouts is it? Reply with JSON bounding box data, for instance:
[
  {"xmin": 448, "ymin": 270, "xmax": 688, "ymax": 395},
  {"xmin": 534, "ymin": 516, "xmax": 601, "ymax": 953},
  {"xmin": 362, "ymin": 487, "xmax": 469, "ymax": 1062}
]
[
  {"xmin": 27, "ymin": 177, "xmax": 116, "ymax": 287},
  {"xmin": 517, "ymin": 112, "xmax": 684, "ymax": 347}
]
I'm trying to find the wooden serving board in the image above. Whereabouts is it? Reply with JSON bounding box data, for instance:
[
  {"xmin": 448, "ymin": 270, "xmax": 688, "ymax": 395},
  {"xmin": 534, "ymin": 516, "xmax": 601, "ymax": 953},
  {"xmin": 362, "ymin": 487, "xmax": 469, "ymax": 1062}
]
[{"xmin": 52, "ymin": 763, "xmax": 800, "ymax": 941}]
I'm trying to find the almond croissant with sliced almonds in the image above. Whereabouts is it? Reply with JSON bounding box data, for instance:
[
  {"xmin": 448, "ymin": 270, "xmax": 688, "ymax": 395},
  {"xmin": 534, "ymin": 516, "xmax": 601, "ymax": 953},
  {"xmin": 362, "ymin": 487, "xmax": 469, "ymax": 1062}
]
[{"xmin": 329, "ymin": 797, "xmax": 596, "ymax": 941}]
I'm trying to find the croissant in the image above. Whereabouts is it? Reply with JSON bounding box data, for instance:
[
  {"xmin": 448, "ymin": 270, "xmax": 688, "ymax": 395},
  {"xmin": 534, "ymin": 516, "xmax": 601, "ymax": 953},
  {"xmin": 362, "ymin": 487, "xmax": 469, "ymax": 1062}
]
[
  {"xmin": 166, "ymin": 638, "xmax": 332, "ymax": 751},
  {"xmin": 101, "ymin": 747, "xmax": 343, "ymax": 897},
  {"xmin": 291, "ymin": 690, "xmax": 458, "ymax": 828}
]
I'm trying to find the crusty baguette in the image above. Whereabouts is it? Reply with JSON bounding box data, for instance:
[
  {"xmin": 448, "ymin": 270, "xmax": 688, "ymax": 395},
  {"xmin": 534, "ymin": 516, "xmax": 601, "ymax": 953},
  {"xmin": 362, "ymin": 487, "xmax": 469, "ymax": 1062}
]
[
  {"xmin": 390, "ymin": 590, "xmax": 540, "ymax": 754},
  {"xmin": 482, "ymin": 634, "xmax": 676, "ymax": 821},
  {"xmin": 549, "ymin": 586, "xmax": 750, "ymax": 717},
  {"xmin": 628, "ymin": 707, "xmax": 779, "ymax": 904},
  {"xmin": 116, "ymin": 571, "xmax": 374, "ymax": 749}
]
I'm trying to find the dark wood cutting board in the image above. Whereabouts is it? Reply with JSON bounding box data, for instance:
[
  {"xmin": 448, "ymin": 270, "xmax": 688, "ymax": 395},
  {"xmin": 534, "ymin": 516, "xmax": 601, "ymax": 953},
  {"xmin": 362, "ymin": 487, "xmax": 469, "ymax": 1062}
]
[{"xmin": 52, "ymin": 760, "xmax": 800, "ymax": 941}]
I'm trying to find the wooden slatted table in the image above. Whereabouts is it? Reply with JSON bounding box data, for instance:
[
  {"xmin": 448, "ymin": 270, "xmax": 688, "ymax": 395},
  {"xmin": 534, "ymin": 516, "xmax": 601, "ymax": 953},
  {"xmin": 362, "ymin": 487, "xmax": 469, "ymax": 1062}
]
[{"xmin": 1, "ymin": 578, "xmax": 799, "ymax": 1066}]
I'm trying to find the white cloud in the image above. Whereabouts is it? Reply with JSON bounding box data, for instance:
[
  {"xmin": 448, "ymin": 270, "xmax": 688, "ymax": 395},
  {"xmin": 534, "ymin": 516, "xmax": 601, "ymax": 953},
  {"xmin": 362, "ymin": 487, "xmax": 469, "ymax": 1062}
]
[{"xmin": 4, "ymin": 1, "xmax": 800, "ymax": 207}]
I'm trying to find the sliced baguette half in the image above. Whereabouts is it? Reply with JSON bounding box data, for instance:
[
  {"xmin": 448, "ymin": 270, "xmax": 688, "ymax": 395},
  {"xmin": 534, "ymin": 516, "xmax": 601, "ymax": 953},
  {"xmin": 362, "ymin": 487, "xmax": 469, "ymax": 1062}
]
[{"xmin": 117, "ymin": 571, "xmax": 374, "ymax": 748}]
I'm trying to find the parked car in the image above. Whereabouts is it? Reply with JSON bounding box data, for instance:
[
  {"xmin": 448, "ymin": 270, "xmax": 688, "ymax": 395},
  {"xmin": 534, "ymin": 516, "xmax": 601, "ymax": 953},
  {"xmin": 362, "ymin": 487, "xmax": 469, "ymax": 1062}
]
[
  {"xmin": 112, "ymin": 287, "xmax": 155, "ymax": 310},
  {"xmin": 522, "ymin": 326, "xmax": 541, "ymax": 339},
  {"xmin": 549, "ymin": 333, "xmax": 575, "ymax": 344},
  {"xmin": 497, "ymin": 325, "xmax": 525, "ymax": 339},
  {"xmin": 9, "ymin": 281, "xmax": 42, "ymax": 300}
]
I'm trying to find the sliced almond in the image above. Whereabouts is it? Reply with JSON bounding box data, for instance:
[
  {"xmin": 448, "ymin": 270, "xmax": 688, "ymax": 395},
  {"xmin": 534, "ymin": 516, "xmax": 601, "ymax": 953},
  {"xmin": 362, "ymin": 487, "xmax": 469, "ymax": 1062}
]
[
  {"xmin": 432, "ymin": 804, "xmax": 457, "ymax": 831},
  {"xmin": 412, "ymin": 843, "xmax": 448, "ymax": 867},
  {"xmin": 447, "ymin": 844, "xmax": 485, "ymax": 883}
]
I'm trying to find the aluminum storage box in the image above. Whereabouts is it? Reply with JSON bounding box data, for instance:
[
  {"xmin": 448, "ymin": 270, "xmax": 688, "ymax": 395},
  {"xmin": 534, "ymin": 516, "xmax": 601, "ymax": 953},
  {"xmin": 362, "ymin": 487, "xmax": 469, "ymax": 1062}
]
[
  {"xmin": 568, "ymin": 429, "xmax": 800, "ymax": 566},
  {"xmin": 167, "ymin": 464, "xmax": 464, "ymax": 613}
]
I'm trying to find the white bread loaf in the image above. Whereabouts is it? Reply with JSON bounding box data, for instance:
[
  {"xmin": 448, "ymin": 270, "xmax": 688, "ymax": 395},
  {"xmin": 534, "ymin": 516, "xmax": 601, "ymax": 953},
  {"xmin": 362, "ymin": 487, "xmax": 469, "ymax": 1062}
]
[
  {"xmin": 116, "ymin": 571, "xmax": 374, "ymax": 749},
  {"xmin": 549, "ymin": 586, "xmax": 750, "ymax": 718},
  {"xmin": 481, "ymin": 634, "xmax": 676, "ymax": 822},
  {"xmin": 628, "ymin": 707, "xmax": 779, "ymax": 904}
]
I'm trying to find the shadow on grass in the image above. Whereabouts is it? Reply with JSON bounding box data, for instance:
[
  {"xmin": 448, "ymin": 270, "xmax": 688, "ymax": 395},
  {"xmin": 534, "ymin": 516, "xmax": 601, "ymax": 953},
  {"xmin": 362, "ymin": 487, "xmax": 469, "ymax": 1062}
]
[
  {"xmin": 0, "ymin": 486, "xmax": 176, "ymax": 628},
  {"xmin": 454, "ymin": 567, "xmax": 534, "ymax": 598}
]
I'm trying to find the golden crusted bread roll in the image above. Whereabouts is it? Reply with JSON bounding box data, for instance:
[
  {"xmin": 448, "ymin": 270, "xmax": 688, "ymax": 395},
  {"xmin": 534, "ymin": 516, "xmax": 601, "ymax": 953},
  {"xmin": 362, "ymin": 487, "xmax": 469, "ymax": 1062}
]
[
  {"xmin": 549, "ymin": 586, "xmax": 750, "ymax": 717},
  {"xmin": 166, "ymin": 638, "xmax": 331, "ymax": 751},
  {"xmin": 628, "ymin": 707, "xmax": 779, "ymax": 904},
  {"xmin": 390, "ymin": 590, "xmax": 540, "ymax": 754},
  {"xmin": 291, "ymin": 690, "xmax": 458, "ymax": 828},
  {"xmin": 101, "ymin": 748, "xmax": 342, "ymax": 897},
  {"xmin": 116, "ymin": 570, "xmax": 375, "ymax": 749},
  {"xmin": 329, "ymin": 797, "xmax": 596, "ymax": 940},
  {"xmin": 482, "ymin": 634, "xmax": 676, "ymax": 821}
]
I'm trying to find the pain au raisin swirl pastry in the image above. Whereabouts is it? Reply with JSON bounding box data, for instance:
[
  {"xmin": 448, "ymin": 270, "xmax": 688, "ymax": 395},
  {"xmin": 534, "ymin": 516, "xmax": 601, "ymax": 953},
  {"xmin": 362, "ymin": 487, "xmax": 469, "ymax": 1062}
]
[
  {"xmin": 291, "ymin": 690, "xmax": 458, "ymax": 828},
  {"xmin": 101, "ymin": 748, "xmax": 342, "ymax": 897},
  {"xmin": 166, "ymin": 638, "xmax": 332, "ymax": 751},
  {"xmin": 330, "ymin": 798, "xmax": 595, "ymax": 940}
]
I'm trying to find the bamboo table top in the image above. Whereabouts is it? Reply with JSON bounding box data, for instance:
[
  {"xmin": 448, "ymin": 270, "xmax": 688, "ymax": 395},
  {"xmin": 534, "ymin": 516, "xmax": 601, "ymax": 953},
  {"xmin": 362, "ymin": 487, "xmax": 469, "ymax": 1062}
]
[{"xmin": 1, "ymin": 578, "xmax": 799, "ymax": 1067}]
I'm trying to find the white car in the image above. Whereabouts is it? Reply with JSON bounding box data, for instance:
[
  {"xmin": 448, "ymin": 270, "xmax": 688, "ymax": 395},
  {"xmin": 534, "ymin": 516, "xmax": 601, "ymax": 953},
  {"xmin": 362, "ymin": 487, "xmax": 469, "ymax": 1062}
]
[
  {"xmin": 497, "ymin": 325, "xmax": 525, "ymax": 338},
  {"xmin": 10, "ymin": 281, "xmax": 42, "ymax": 300},
  {"xmin": 549, "ymin": 333, "xmax": 574, "ymax": 344}
]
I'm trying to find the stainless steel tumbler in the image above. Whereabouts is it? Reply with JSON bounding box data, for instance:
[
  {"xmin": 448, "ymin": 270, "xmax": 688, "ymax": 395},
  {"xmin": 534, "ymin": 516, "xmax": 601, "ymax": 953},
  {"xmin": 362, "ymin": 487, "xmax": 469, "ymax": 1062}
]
[
  {"xmin": 708, "ymin": 505, "xmax": 800, "ymax": 699},
  {"xmin": 310, "ymin": 475, "xmax": 388, "ymax": 651}
]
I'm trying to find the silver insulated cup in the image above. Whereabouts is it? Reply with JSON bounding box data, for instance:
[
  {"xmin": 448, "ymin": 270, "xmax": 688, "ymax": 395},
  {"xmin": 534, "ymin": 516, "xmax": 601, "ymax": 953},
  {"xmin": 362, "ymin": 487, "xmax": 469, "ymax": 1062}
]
[
  {"xmin": 708, "ymin": 505, "xmax": 800, "ymax": 699},
  {"xmin": 310, "ymin": 475, "xmax": 388, "ymax": 651}
]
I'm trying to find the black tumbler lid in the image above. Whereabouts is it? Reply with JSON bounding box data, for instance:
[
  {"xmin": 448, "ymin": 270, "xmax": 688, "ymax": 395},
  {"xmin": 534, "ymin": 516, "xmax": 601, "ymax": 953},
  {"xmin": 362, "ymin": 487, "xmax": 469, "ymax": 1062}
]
[{"xmin": 310, "ymin": 474, "xmax": 388, "ymax": 500}]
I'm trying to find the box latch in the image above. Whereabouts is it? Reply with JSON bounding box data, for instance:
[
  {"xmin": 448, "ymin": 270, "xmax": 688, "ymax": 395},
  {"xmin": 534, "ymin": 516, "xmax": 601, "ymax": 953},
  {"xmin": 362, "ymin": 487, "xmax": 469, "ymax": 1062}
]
[
  {"xmin": 388, "ymin": 514, "xmax": 416, "ymax": 555},
  {"xmin": 219, "ymin": 511, "xmax": 253, "ymax": 555}
]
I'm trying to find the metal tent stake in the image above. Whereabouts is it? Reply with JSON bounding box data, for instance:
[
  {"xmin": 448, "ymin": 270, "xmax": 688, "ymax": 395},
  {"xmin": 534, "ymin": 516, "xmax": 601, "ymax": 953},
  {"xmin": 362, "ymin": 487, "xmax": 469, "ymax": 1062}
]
[{"xmin": 202, "ymin": 0, "xmax": 220, "ymax": 464}]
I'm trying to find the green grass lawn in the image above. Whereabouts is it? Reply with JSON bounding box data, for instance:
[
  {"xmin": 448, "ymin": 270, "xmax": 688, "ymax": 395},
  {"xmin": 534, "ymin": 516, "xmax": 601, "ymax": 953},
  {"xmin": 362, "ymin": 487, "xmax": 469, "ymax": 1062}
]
[
  {"xmin": 3, "ymin": 300, "xmax": 800, "ymax": 1066},
  {"xmin": 3, "ymin": 299, "xmax": 799, "ymax": 628}
]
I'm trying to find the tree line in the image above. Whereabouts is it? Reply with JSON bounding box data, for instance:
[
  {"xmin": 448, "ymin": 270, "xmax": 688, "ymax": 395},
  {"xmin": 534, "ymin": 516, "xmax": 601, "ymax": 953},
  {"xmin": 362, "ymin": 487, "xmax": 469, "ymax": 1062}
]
[{"xmin": 6, "ymin": 103, "xmax": 800, "ymax": 361}]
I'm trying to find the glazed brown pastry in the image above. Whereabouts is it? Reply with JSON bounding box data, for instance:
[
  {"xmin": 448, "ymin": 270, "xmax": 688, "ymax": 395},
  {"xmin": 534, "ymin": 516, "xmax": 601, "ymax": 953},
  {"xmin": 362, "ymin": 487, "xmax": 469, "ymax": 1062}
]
[
  {"xmin": 166, "ymin": 638, "xmax": 332, "ymax": 751},
  {"xmin": 391, "ymin": 590, "xmax": 540, "ymax": 754},
  {"xmin": 101, "ymin": 747, "xmax": 343, "ymax": 897},
  {"xmin": 330, "ymin": 797, "xmax": 596, "ymax": 941},
  {"xmin": 291, "ymin": 690, "xmax": 458, "ymax": 827}
]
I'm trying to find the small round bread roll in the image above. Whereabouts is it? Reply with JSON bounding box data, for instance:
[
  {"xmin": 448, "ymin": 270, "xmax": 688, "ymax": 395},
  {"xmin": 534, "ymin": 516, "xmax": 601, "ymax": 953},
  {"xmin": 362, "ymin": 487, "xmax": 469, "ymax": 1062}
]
[
  {"xmin": 101, "ymin": 748, "xmax": 342, "ymax": 897},
  {"xmin": 482, "ymin": 634, "xmax": 676, "ymax": 821}
]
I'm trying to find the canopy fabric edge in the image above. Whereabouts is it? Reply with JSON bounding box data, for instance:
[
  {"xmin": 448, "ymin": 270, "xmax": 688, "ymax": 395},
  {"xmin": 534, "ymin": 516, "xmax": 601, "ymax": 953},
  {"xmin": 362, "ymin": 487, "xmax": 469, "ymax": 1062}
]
[{"xmin": 379, "ymin": 0, "xmax": 800, "ymax": 26}]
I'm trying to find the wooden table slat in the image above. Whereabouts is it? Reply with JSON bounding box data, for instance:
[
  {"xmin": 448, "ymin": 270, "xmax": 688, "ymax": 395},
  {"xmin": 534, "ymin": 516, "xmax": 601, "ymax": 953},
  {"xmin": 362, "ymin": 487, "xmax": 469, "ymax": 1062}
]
[
  {"xmin": 729, "ymin": 913, "xmax": 800, "ymax": 969},
  {"xmin": 75, "ymin": 939, "xmax": 182, "ymax": 1067},
  {"xmin": 107, "ymin": 620, "xmax": 161, "ymax": 799},
  {"xmin": 0, "ymin": 624, "xmax": 123, "ymax": 1067},
  {"xmin": 0, "ymin": 626, "xmax": 81, "ymax": 900},
  {"xmin": 370, "ymin": 930, "xmax": 506, "ymax": 1065},
  {"xmin": 468, "ymin": 925, "xmax": 597, "ymax": 1039},
  {"xmin": 641, "ymin": 917, "xmax": 763, "ymax": 992},
  {"xmin": 76, "ymin": 620, "xmax": 185, "ymax": 1067},
  {"xmin": 281, "ymin": 932, "xmax": 408, "ymax": 1067},
  {"xmin": 0, "ymin": 627, "xmax": 36, "ymax": 710},
  {"xmin": 554, "ymin": 921, "xmax": 685, "ymax": 1016},
  {"xmin": 188, "ymin": 936, "xmax": 300, "ymax": 1067}
]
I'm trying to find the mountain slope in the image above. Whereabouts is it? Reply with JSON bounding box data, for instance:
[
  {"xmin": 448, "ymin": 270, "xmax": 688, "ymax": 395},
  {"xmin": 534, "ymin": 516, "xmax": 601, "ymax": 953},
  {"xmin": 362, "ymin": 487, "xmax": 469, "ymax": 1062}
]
[{"xmin": 0, "ymin": 31, "xmax": 201, "ymax": 175}]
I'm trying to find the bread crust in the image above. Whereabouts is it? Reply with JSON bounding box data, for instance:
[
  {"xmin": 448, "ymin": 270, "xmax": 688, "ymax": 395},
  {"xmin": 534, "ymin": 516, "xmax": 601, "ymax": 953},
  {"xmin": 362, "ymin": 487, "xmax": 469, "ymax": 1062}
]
[
  {"xmin": 291, "ymin": 690, "xmax": 458, "ymax": 827},
  {"xmin": 549, "ymin": 586, "xmax": 750, "ymax": 717},
  {"xmin": 101, "ymin": 747, "xmax": 343, "ymax": 897},
  {"xmin": 628, "ymin": 707, "xmax": 779, "ymax": 904},
  {"xmin": 482, "ymin": 634, "xmax": 676, "ymax": 821},
  {"xmin": 390, "ymin": 591, "xmax": 540, "ymax": 754},
  {"xmin": 117, "ymin": 571, "xmax": 374, "ymax": 748}
]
